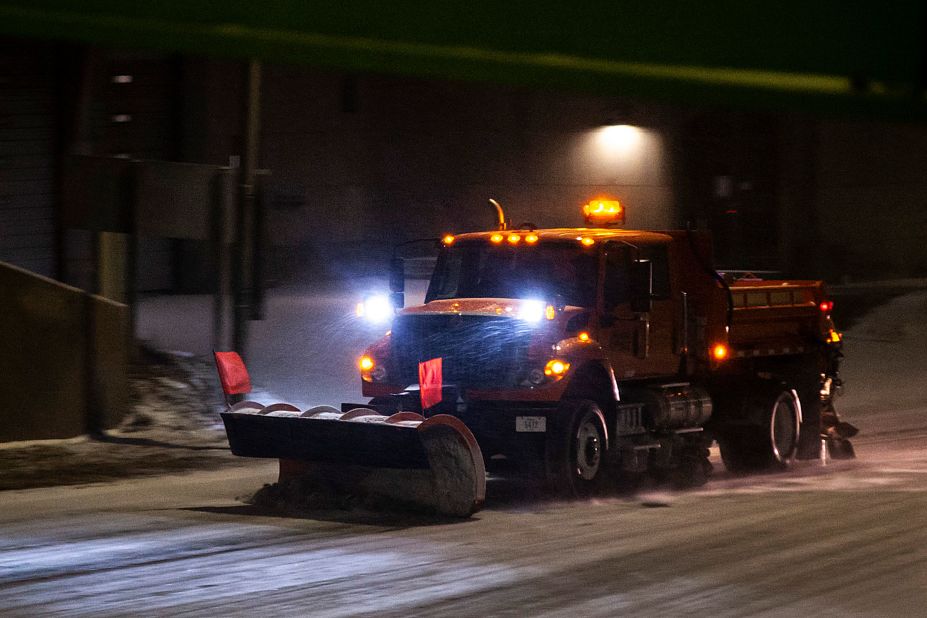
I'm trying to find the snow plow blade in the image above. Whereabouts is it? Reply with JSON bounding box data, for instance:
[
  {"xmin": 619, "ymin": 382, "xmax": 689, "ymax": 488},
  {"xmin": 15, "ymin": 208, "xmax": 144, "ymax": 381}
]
[{"xmin": 221, "ymin": 406, "xmax": 486, "ymax": 517}]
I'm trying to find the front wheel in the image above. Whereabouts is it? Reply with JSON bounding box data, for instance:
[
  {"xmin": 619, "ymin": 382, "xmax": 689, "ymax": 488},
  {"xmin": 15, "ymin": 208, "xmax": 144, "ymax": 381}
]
[{"xmin": 548, "ymin": 400, "xmax": 609, "ymax": 496}]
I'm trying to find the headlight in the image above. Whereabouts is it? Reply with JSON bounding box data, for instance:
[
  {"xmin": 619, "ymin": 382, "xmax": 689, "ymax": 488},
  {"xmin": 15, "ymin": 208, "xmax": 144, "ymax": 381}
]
[
  {"xmin": 355, "ymin": 294, "xmax": 394, "ymax": 324},
  {"xmin": 518, "ymin": 299, "xmax": 549, "ymax": 323}
]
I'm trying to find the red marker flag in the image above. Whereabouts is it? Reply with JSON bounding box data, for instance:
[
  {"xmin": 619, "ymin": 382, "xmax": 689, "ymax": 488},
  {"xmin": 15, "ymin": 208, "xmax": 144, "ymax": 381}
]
[
  {"xmin": 214, "ymin": 351, "xmax": 252, "ymax": 396},
  {"xmin": 418, "ymin": 357, "xmax": 443, "ymax": 410}
]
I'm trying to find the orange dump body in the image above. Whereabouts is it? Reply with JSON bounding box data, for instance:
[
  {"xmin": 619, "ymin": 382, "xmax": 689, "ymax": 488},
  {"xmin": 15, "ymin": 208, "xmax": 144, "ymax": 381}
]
[{"xmin": 727, "ymin": 279, "xmax": 833, "ymax": 360}]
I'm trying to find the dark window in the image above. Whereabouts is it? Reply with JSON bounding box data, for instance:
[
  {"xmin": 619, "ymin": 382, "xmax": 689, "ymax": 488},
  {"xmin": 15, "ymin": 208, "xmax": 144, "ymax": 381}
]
[
  {"xmin": 640, "ymin": 244, "xmax": 670, "ymax": 299},
  {"xmin": 604, "ymin": 241, "xmax": 670, "ymax": 310},
  {"xmin": 603, "ymin": 244, "xmax": 630, "ymax": 310},
  {"xmin": 427, "ymin": 241, "xmax": 598, "ymax": 307}
]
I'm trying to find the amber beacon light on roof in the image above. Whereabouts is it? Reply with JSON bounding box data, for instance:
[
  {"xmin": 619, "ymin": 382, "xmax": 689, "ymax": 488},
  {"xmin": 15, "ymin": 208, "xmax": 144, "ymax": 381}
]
[{"xmin": 582, "ymin": 198, "xmax": 625, "ymax": 226}]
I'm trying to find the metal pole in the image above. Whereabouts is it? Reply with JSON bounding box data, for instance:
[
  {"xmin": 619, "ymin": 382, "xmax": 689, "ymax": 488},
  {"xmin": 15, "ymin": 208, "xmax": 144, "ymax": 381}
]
[
  {"xmin": 211, "ymin": 171, "xmax": 227, "ymax": 351},
  {"xmin": 232, "ymin": 60, "xmax": 262, "ymax": 357}
]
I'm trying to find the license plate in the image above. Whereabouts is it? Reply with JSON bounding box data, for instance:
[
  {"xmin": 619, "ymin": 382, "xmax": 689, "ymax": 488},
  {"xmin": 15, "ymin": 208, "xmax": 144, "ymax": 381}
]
[{"xmin": 515, "ymin": 416, "xmax": 547, "ymax": 433}]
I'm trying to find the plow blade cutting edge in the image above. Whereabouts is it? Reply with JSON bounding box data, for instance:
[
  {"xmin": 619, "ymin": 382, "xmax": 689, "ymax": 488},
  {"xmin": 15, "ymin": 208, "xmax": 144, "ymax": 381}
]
[{"xmin": 221, "ymin": 406, "xmax": 486, "ymax": 517}]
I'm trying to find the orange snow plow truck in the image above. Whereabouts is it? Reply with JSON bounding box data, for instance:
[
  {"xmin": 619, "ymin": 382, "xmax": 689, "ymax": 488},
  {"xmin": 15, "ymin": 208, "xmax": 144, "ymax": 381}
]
[{"xmin": 220, "ymin": 199, "xmax": 852, "ymax": 517}]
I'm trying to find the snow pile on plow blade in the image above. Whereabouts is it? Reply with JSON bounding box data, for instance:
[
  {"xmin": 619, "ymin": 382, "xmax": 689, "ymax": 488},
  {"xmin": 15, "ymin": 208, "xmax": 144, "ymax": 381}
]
[{"xmin": 221, "ymin": 405, "xmax": 486, "ymax": 517}]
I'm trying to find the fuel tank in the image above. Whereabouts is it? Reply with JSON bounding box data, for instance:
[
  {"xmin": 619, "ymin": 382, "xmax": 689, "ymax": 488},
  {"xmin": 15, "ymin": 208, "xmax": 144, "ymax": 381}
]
[{"xmin": 632, "ymin": 383, "xmax": 713, "ymax": 430}]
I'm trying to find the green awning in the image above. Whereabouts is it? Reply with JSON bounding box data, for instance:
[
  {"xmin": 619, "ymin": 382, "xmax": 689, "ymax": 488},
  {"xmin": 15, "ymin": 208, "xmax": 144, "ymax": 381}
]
[{"xmin": 0, "ymin": 1, "xmax": 925, "ymax": 117}]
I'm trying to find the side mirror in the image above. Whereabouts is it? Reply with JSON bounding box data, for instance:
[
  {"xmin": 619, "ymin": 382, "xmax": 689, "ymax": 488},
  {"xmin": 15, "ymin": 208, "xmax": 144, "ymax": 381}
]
[
  {"xmin": 390, "ymin": 291, "xmax": 405, "ymax": 310},
  {"xmin": 389, "ymin": 257, "xmax": 405, "ymax": 293},
  {"xmin": 629, "ymin": 259, "xmax": 653, "ymax": 314}
]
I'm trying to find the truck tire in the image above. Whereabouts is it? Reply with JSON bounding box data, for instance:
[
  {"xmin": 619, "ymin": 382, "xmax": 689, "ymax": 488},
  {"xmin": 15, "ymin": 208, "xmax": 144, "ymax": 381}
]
[
  {"xmin": 548, "ymin": 399, "xmax": 608, "ymax": 497},
  {"xmin": 719, "ymin": 388, "xmax": 800, "ymax": 473}
]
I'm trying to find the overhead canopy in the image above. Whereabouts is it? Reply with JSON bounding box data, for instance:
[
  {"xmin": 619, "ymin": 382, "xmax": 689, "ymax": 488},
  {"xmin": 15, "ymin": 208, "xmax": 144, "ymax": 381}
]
[{"xmin": 0, "ymin": 0, "xmax": 925, "ymax": 117}]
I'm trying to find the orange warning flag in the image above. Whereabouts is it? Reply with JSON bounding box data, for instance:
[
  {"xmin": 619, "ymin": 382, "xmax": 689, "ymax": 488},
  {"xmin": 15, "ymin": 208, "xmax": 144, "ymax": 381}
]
[
  {"xmin": 214, "ymin": 351, "xmax": 252, "ymax": 395},
  {"xmin": 418, "ymin": 357, "xmax": 443, "ymax": 410}
]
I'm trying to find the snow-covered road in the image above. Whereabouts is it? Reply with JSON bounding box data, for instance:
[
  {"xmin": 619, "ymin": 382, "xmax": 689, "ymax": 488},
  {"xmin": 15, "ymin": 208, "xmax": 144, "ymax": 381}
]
[
  {"xmin": 1, "ymin": 285, "xmax": 924, "ymax": 616},
  {"xmin": 0, "ymin": 435, "xmax": 925, "ymax": 616}
]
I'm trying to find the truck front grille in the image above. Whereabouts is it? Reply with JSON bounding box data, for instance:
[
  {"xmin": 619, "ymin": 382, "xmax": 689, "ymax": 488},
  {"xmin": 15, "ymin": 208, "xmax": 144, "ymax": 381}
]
[{"xmin": 390, "ymin": 314, "xmax": 533, "ymax": 388}]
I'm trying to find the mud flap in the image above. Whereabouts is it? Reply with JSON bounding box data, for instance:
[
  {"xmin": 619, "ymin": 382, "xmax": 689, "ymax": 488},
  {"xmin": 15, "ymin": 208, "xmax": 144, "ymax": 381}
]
[{"xmin": 820, "ymin": 401, "xmax": 857, "ymax": 460}]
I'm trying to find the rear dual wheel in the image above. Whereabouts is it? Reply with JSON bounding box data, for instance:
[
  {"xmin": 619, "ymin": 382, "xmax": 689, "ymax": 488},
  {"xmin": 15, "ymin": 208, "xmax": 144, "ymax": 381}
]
[{"xmin": 719, "ymin": 388, "xmax": 800, "ymax": 473}]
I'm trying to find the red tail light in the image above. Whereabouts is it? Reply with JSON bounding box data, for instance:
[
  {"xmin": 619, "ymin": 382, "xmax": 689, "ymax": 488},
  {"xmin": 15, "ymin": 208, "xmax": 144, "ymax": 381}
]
[{"xmin": 819, "ymin": 300, "xmax": 834, "ymax": 313}]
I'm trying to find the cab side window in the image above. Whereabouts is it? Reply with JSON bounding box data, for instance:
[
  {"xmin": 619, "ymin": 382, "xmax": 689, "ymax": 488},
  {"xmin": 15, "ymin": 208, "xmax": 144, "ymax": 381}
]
[
  {"xmin": 640, "ymin": 244, "xmax": 670, "ymax": 299},
  {"xmin": 603, "ymin": 245, "xmax": 629, "ymax": 310}
]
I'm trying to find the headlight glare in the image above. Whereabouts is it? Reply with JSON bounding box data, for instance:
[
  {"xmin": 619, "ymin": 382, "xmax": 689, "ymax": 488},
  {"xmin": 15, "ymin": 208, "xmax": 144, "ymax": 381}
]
[
  {"xmin": 357, "ymin": 294, "xmax": 394, "ymax": 324},
  {"xmin": 518, "ymin": 299, "xmax": 546, "ymax": 323}
]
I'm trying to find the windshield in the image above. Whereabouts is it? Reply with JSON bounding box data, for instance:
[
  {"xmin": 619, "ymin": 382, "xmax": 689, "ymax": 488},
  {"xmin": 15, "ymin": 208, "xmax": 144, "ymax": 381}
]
[{"xmin": 425, "ymin": 240, "xmax": 598, "ymax": 306}]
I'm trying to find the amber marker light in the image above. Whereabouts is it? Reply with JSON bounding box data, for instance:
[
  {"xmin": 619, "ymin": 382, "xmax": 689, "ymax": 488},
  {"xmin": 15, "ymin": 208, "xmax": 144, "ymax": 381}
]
[
  {"xmin": 508, "ymin": 233, "xmax": 521, "ymax": 244},
  {"xmin": 578, "ymin": 331, "xmax": 590, "ymax": 342},
  {"xmin": 544, "ymin": 359, "xmax": 570, "ymax": 377},
  {"xmin": 358, "ymin": 355, "xmax": 375, "ymax": 372},
  {"xmin": 490, "ymin": 233, "xmax": 504, "ymax": 244},
  {"xmin": 711, "ymin": 344, "xmax": 729, "ymax": 362},
  {"xmin": 580, "ymin": 236, "xmax": 596, "ymax": 246},
  {"xmin": 545, "ymin": 304, "xmax": 556, "ymax": 320},
  {"xmin": 442, "ymin": 234, "xmax": 455, "ymax": 245},
  {"xmin": 525, "ymin": 233, "xmax": 539, "ymax": 244}
]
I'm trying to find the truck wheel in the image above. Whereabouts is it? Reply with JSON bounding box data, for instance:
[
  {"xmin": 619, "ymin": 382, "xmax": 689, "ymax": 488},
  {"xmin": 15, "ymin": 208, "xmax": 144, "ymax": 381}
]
[
  {"xmin": 719, "ymin": 388, "xmax": 800, "ymax": 472},
  {"xmin": 548, "ymin": 400, "xmax": 608, "ymax": 497},
  {"xmin": 767, "ymin": 390, "xmax": 800, "ymax": 465}
]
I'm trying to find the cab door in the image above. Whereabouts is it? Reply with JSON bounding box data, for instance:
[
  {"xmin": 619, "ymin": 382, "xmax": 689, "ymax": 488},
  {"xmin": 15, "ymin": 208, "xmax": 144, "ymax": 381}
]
[{"xmin": 598, "ymin": 240, "xmax": 678, "ymax": 379}]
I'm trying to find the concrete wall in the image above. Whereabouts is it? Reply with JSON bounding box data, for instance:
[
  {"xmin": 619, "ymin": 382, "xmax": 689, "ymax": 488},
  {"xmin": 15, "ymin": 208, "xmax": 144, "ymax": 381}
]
[
  {"xmin": 182, "ymin": 62, "xmax": 677, "ymax": 281},
  {"xmin": 0, "ymin": 261, "xmax": 128, "ymax": 442},
  {"xmin": 814, "ymin": 119, "xmax": 927, "ymax": 281}
]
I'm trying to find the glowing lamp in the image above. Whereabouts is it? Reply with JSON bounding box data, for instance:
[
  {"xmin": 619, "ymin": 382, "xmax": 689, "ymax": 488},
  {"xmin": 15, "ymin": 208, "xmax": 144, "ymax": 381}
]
[
  {"xmin": 582, "ymin": 199, "xmax": 625, "ymax": 226},
  {"xmin": 518, "ymin": 300, "xmax": 546, "ymax": 323},
  {"xmin": 442, "ymin": 234, "xmax": 455, "ymax": 245},
  {"xmin": 525, "ymin": 233, "xmax": 539, "ymax": 244},
  {"xmin": 359, "ymin": 355, "xmax": 375, "ymax": 372},
  {"xmin": 578, "ymin": 331, "xmax": 590, "ymax": 342},
  {"xmin": 490, "ymin": 233, "xmax": 504, "ymax": 244},
  {"xmin": 580, "ymin": 237, "xmax": 595, "ymax": 246},
  {"xmin": 819, "ymin": 300, "xmax": 834, "ymax": 313},
  {"xmin": 544, "ymin": 359, "xmax": 570, "ymax": 377},
  {"xmin": 508, "ymin": 233, "xmax": 521, "ymax": 244},
  {"xmin": 356, "ymin": 294, "xmax": 394, "ymax": 324},
  {"xmin": 711, "ymin": 343, "xmax": 729, "ymax": 362}
]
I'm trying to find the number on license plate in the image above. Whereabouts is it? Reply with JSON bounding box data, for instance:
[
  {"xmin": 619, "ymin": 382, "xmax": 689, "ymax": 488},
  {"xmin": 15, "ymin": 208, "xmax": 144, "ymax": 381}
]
[{"xmin": 515, "ymin": 416, "xmax": 547, "ymax": 432}]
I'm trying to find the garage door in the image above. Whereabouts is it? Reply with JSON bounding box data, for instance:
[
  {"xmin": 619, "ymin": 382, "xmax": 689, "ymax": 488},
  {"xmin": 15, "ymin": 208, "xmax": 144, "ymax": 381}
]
[{"xmin": 0, "ymin": 40, "xmax": 55, "ymax": 277}]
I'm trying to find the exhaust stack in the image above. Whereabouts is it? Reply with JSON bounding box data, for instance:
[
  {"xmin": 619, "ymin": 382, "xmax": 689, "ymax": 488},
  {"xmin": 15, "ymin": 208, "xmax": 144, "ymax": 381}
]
[{"xmin": 488, "ymin": 198, "xmax": 508, "ymax": 231}]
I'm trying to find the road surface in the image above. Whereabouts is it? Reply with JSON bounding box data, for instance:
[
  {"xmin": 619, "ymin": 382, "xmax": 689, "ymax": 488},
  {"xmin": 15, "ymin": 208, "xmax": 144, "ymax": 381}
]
[
  {"xmin": 1, "ymin": 431, "xmax": 925, "ymax": 616},
  {"xmin": 0, "ymin": 287, "xmax": 922, "ymax": 616}
]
